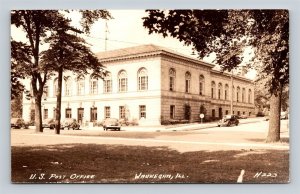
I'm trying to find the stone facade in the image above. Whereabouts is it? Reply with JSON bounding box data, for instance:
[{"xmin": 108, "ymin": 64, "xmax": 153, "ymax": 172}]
[{"xmin": 22, "ymin": 44, "xmax": 255, "ymax": 126}]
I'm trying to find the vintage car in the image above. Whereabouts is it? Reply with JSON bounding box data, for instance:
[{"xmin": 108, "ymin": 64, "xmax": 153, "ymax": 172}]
[
  {"xmin": 62, "ymin": 118, "xmax": 80, "ymax": 130},
  {"xmin": 217, "ymin": 115, "xmax": 239, "ymax": 127},
  {"xmin": 42, "ymin": 118, "xmax": 56, "ymax": 129},
  {"xmin": 103, "ymin": 118, "xmax": 121, "ymax": 131},
  {"xmin": 11, "ymin": 118, "xmax": 29, "ymax": 129}
]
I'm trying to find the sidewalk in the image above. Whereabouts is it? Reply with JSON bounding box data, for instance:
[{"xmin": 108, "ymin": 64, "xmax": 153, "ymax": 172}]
[{"xmin": 80, "ymin": 117, "xmax": 265, "ymax": 132}]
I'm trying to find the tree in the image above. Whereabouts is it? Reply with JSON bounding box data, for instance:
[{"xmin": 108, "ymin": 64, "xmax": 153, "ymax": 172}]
[
  {"xmin": 11, "ymin": 40, "xmax": 31, "ymax": 100},
  {"xmin": 41, "ymin": 23, "xmax": 106, "ymax": 134},
  {"xmin": 143, "ymin": 10, "xmax": 289, "ymax": 142},
  {"xmin": 11, "ymin": 10, "xmax": 111, "ymax": 133}
]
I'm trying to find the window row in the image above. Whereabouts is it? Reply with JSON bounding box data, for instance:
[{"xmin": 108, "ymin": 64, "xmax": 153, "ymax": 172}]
[
  {"xmin": 169, "ymin": 68, "xmax": 205, "ymax": 95},
  {"xmin": 169, "ymin": 68, "xmax": 253, "ymax": 103},
  {"xmin": 169, "ymin": 105, "xmax": 252, "ymax": 120},
  {"xmin": 211, "ymin": 81, "xmax": 252, "ymax": 103},
  {"xmin": 44, "ymin": 105, "xmax": 147, "ymax": 123},
  {"xmin": 44, "ymin": 68, "xmax": 148, "ymax": 97}
]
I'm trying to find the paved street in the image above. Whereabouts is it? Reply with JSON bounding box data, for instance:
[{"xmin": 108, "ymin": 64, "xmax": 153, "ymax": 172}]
[{"xmin": 11, "ymin": 119, "xmax": 289, "ymax": 152}]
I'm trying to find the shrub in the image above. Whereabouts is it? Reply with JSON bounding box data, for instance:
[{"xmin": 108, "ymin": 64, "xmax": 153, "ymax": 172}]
[{"xmin": 256, "ymin": 112, "xmax": 265, "ymax": 117}]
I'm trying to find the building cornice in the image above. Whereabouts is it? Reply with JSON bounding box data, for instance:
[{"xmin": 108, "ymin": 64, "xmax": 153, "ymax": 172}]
[{"xmin": 99, "ymin": 49, "xmax": 215, "ymax": 69}]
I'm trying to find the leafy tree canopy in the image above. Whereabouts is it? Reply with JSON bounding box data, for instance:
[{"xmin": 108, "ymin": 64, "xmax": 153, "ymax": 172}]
[{"xmin": 143, "ymin": 10, "xmax": 289, "ymax": 94}]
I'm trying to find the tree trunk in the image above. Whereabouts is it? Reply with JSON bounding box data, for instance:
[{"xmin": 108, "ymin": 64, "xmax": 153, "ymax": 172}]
[
  {"xmin": 34, "ymin": 94, "xmax": 43, "ymax": 133},
  {"xmin": 266, "ymin": 91, "xmax": 282, "ymax": 142},
  {"xmin": 55, "ymin": 66, "xmax": 63, "ymax": 134}
]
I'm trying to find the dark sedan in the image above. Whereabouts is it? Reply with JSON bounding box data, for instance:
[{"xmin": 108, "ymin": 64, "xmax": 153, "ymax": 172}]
[
  {"xmin": 217, "ymin": 115, "xmax": 239, "ymax": 127},
  {"xmin": 11, "ymin": 118, "xmax": 29, "ymax": 129}
]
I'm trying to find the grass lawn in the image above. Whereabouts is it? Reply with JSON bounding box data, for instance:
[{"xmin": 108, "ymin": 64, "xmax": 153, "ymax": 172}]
[{"xmin": 11, "ymin": 144, "xmax": 289, "ymax": 184}]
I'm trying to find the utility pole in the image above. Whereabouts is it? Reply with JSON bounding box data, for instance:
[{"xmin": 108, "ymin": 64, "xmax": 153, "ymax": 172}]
[{"xmin": 104, "ymin": 20, "xmax": 108, "ymax": 51}]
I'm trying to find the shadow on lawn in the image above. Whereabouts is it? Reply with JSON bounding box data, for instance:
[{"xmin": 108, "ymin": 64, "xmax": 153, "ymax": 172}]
[
  {"xmin": 246, "ymin": 137, "xmax": 289, "ymax": 143},
  {"xmin": 11, "ymin": 144, "xmax": 289, "ymax": 184}
]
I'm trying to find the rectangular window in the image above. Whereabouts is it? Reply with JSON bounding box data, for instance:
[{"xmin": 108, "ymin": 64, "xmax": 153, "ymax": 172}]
[
  {"xmin": 30, "ymin": 109, "xmax": 35, "ymax": 122},
  {"xmin": 185, "ymin": 80, "xmax": 190, "ymax": 93},
  {"xmin": 139, "ymin": 105, "xmax": 146, "ymax": 119},
  {"xmin": 170, "ymin": 105, "xmax": 175, "ymax": 119},
  {"xmin": 169, "ymin": 77, "xmax": 174, "ymax": 91},
  {"xmin": 225, "ymin": 90, "xmax": 227, "ymax": 100},
  {"xmin": 90, "ymin": 107, "xmax": 97, "ymax": 122},
  {"xmin": 77, "ymin": 108, "xmax": 84, "ymax": 124},
  {"xmin": 225, "ymin": 110, "xmax": 229, "ymax": 115},
  {"xmin": 211, "ymin": 88, "xmax": 214, "ymax": 98},
  {"xmin": 65, "ymin": 108, "xmax": 72, "ymax": 118},
  {"xmin": 104, "ymin": 80, "xmax": 112, "ymax": 93},
  {"xmin": 104, "ymin": 106, "xmax": 110, "ymax": 119},
  {"xmin": 218, "ymin": 89, "xmax": 221, "ymax": 99},
  {"xmin": 44, "ymin": 109, "xmax": 48, "ymax": 119},
  {"xmin": 212, "ymin": 109, "xmax": 215, "ymax": 118},
  {"xmin": 199, "ymin": 82, "xmax": 203, "ymax": 95},
  {"xmin": 119, "ymin": 106, "xmax": 126, "ymax": 119},
  {"xmin": 119, "ymin": 78, "xmax": 127, "ymax": 92}
]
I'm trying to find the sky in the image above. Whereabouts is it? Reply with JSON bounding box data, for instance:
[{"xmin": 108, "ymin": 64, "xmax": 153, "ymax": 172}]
[{"xmin": 11, "ymin": 10, "xmax": 256, "ymax": 79}]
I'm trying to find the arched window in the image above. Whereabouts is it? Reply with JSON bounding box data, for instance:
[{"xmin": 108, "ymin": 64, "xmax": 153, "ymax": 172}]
[
  {"xmin": 65, "ymin": 76, "xmax": 72, "ymax": 96},
  {"xmin": 185, "ymin": 71, "xmax": 191, "ymax": 93},
  {"xmin": 77, "ymin": 75, "xmax": 85, "ymax": 95},
  {"xmin": 53, "ymin": 78, "xmax": 58, "ymax": 97},
  {"xmin": 169, "ymin": 68, "xmax": 176, "ymax": 91},
  {"xmin": 248, "ymin": 89, "xmax": 252, "ymax": 103},
  {"xmin": 199, "ymin": 75, "xmax": 205, "ymax": 95},
  {"xmin": 211, "ymin": 81, "xmax": 216, "ymax": 99},
  {"xmin": 218, "ymin": 83, "xmax": 223, "ymax": 99},
  {"xmin": 225, "ymin": 84, "xmax": 229, "ymax": 100},
  {"xmin": 104, "ymin": 72, "xmax": 112, "ymax": 93},
  {"xmin": 237, "ymin": 86, "xmax": 241, "ymax": 102},
  {"xmin": 242, "ymin": 88, "xmax": 246, "ymax": 102},
  {"xmin": 118, "ymin": 70, "xmax": 128, "ymax": 92},
  {"xmin": 90, "ymin": 74, "xmax": 98, "ymax": 95},
  {"xmin": 138, "ymin": 68, "xmax": 148, "ymax": 91}
]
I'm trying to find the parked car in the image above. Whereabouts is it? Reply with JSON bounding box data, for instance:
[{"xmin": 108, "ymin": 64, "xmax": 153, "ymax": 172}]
[
  {"xmin": 217, "ymin": 115, "xmax": 239, "ymax": 127},
  {"xmin": 11, "ymin": 118, "xmax": 29, "ymax": 129},
  {"xmin": 103, "ymin": 118, "xmax": 121, "ymax": 131},
  {"xmin": 62, "ymin": 118, "xmax": 80, "ymax": 130},
  {"xmin": 238, "ymin": 114, "xmax": 248, "ymax": 119},
  {"xmin": 42, "ymin": 118, "xmax": 56, "ymax": 129}
]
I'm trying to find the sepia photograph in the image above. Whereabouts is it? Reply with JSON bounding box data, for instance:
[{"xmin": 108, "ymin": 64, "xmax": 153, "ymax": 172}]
[{"xmin": 10, "ymin": 9, "xmax": 289, "ymax": 184}]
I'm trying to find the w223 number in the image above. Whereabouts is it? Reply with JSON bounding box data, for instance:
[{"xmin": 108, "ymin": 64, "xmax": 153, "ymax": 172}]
[{"xmin": 254, "ymin": 172, "xmax": 277, "ymax": 178}]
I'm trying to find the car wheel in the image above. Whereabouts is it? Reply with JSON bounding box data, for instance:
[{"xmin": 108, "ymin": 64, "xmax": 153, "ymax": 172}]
[{"xmin": 227, "ymin": 121, "xmax": 231, "ymax": 127}]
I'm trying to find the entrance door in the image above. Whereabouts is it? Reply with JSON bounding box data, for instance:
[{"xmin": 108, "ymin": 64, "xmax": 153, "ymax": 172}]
[
  {"xmin": 77, "ymin": 108, "xmax": 84, "ymax": 125},
  {"xmin": 219, "ymin": 108, "xmax": 223, "ymax": 119}
]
